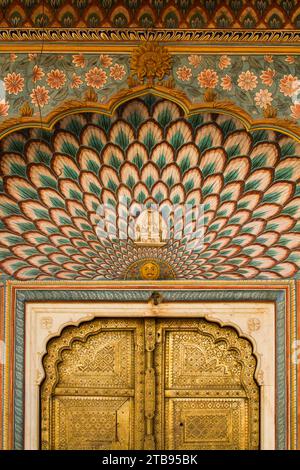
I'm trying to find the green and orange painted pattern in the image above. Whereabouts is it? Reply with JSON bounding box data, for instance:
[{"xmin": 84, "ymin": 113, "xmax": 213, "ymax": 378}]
[{"xmin": 0, "ymin": 96, "xmax": 299, "ymax": 280}]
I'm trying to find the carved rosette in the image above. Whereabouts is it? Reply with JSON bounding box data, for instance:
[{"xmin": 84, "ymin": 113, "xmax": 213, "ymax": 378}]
[{"xmin": 129, "ymin": 42, "xmax": 173, "ymax": 87}]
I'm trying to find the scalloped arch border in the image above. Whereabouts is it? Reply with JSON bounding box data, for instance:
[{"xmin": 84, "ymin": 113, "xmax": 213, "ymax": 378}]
[{"xmin": 0, "ymin": 84, "xmax": 299, "ymax": 142}]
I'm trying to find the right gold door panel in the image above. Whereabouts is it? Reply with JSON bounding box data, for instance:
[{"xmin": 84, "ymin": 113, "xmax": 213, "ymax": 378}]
[{"xmin": 155, "ymin": 319, "xmax": 259, "ymax": 450}]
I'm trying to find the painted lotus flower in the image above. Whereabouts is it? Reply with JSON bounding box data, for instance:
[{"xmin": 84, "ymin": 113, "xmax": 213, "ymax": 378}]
[
  {"xmin": 264, "ymin": 55, "xmax": 273, "ymax": 63},
  {"xmin": 237, "ymin": 71, "xmax": 258, "ymax": 91},
  {"xmin": 279, "ymin": 74, "xmax": 299, "ymax": 97},
  {"xmin": 285, "ymin": 56, "xmax": 295, "ymax": 64},
  {"xmin": 70, "ymin": 73, "xmax": 83, "ymax": 89},
  {"xmin": 100, "ymin": 54, "xmax": 113, "ymax": 68},
  {"xmin": 4, "ymin": 72, "xmax": 24, "ymax": 95},
  {"xmin": 176, "ymin": 66, "xmax": 192, "ymax": 82},
  {"xmin": 110, "ymin": 63, "xmax": 126, "ymax": 81},
  {"xmin": 290, "ymin": 103, "xmax": 300, "ymax": 120},
  {"xmin": 221, "ymin": 75, "xmax": 232, "ymax": 91},
  {"xmin": 254, "ymin": 89, "xmax": 273, "ymax": 109},
  {"xmin": 219, "ymin": 55, "xmax": 231, "ymax": 70},
  {"xmin": 0, "ymin": 99, "xmax": 9, "ymax": 116},
  {"xmin": 28, "ymin": 53, "xmax": 38, "ymax": 61},
  {"xmin": 47, "ymin": 69, "xmax": 66, "ymax": 89},
  {"xmin": 30, "ymin": 85, "xmax": 50, "ymax": 107},
  {"xmin": 32, "ymin": 65, "xmax": 45, "ymax": 83},
  {"xmin": 188, "ymin": 55, "xmax": 202, "ymax": 68},
  {"xmin": 197, "ymin": 69, "xmax": 218, "ymax": 89},
  {"xmin": 260, "ymin": 69, "xmax": 275, "ymax": 87},
  {"xmin": 72, "ymin": 54, "xmax": 86, "ymax": 68},
  {"xmin": 85, "ymin": 67, "xmax": 107, "ymax": 89}
]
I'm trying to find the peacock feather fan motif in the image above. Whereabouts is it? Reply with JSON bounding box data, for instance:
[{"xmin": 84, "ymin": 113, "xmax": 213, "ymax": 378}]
[{"xmin": 0, "ymin": 96, "xmax": 299, "ymax": 280}]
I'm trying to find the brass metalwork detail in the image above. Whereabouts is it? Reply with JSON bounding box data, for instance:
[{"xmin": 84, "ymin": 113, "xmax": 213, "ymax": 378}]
[
  {"xmin": 140, "ymin": 262, "xmax": 160, "ymax": 281},
  {"xmin": 124, "ymin": 257, "xmax": 175, "ymax": 281},
  {"xmin": 40, "ymin": 318, "xmax": 145, "ymax": 450},
  {"xmin": 154, "ymin": 318, "xmax": 259, "ymax": 450},
  {"xmin": 40, "ymin": 316, "xmax": 259, "ymax": 450},
  {"xmin": 144, "ymin": 318, "xmax": 156, "ymax": 450},
  {"xmin": 0, "ymin": 29, "xmax": 299, "ymax": 45},
  {"xmin": 129, "ymin": 42, "xmax": 172, "ymax": 87}
]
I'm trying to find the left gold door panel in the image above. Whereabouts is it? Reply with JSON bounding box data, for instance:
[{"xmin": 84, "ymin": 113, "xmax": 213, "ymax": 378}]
[{"xmin": 40, "ymin": 319, "xmax": 145, "ymax": 450}]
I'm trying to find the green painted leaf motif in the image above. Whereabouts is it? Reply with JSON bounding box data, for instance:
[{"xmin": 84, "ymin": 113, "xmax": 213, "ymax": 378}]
[
  {"xmin": 274, "ymin": 167, "xmax": 293, "ymax": 181},
  {"xmin": 9, "ymin": 260, "xmax": 29, "ymax": 270},
  {"xmin": 49, "ymin": 196, "xmax": 65, "ymax": 208},
  {"xmin": 126, "ymin": 175, "xmax": 136, "ymax": 189},
  {"xmin": 188, "ymin": 114, "xmax": 204, "ymax": 129},
  {"xmin": 251, "ymin": 153, "xmax": 267, "ymax": 170},
  {"xmin": 87, "ymin": 135, "xmax": 104, "ymax": 153},
  {"xmin": 61, "ymin": 141, "xmax": 78, "ymax": 158},
  {"xmin": 172, "ymin": 194, "xmax": 180, "ymax": 204},
  {"xmin": 115, "ymin": 129, "xmax": 130, "ymax": 150},
  {"xmin": 202, "ymin": 183, "xmax": 214, "ymax": 196},
  {"xmin": 0, "ymin": 200, "xmax": 21, "ymax": 216},
  {"xmin": 251, "ymin": 130, "xmax": 268, "ymax": 145},
  {"xmin": 221, "ymin": 191, "xmax": 233, "ymax": 202},
  {"xmin": 219, "ymin": 119, "xmax": 237, "ymax": 138},
  {"xmin": 227, "ymin": 144, "xmax": 240, "ymax": 158},
  {"xmin": 143, "ymin": 131, "xmax": 156, "ymax": 152},
  {"xmin": 166, "ymin": 176, "xmax": 174, "ymax": 187},
  {"xmin": 244, "ymin": 179, "xmax": 261, "ymax": 192},
  {"xmin": 290, "ymin": 222, "xmax": 300, "ymax": 233},
  {"xmin": 155, "ymin": 191, "xmax": 164, "ymax": 203},
  {"xmin": 137, "ymin": 192, "xmax": 146, "ymax": 203},
  {"xmin": 287, "ymin": 253, "xmax": 300, "ymax": 262},
  {"xmin": 156, "ymin": 108, "xmax": 172, "ymax": 128},
  {"xmin": 39, "ymin": 175, "xmax": 57, "ymax": 189},
  {"xmin": 34, "ymin": 149, "xmax": 51, "ymax": 165},
  {"xmin": 33, "ymin": 129, "xmax": 52, "ymax": 143},
  {"xmin": 16, "ymin": 185, "xmax": 39, "ymax": 200},
  {"xmin": 109, "ymin": 153, "xmax": 122, "ymax": 169},
  {"xmin": 282, "ymin": 205, "xmax": 298, "ymax": 216},
  {"xmin": 68, "ymin": 188, "xmax": 82, "ymax": 200},
  {"xmin": 132, "ymin": 154, "xmax": 144, "ymax": 170},
  {"xmin": 197, "ymin": 135, "xmax": 212, "ymax": 153},
  {"xmin": 281, "ymin": 142, "xmax": 295, "ymax": 157},
  {"xmin": 178, "ymin": 156, "xmax": 191, "ymax": 173},
  {"xmin": 5, "ymin": 140, "xmax": 25, "ymax": 153},
  {"xmin": 202, "ymin": 162, "xmax": 215, "ymax": 178},
  {"xmin": 127, "ymin": 110, "xmax": 144, "ymax": 129},
  {"xmin": 94, "ymin": 115, "xmax": 111, "ymax": 133},
  {"xmin": 33, "ymin": 208, "xmax": 49, "ymax": 219},
  {"xmin": 145, "ymin": 175, "xmax": 155, "ymax": 189},
  {"xmin": 262, "ymin": 191, "xmax": 281, "ymax": 203},
  {"xmin": 224, "ymin": 169, "xmax": 239, "ymax": 184},
  {"xmin": 9, "ymin": 162, "xmax": 27, "ymax": 177},
  {"xmin": 65, "ymin": 117, "xmax": 85, "ymax": 135},
  {"xmin": 184, "ymin": 179, "xmax": 194, "ymax": 192}
]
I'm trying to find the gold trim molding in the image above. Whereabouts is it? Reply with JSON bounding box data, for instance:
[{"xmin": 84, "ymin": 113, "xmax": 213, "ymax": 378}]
[
  {"xmin": 0, "ymin": 85, "xmax": 299, "ymax": 142},
  {"xmin": 0, "ymin": 29, "xmax": 300, "ymax": 49}
]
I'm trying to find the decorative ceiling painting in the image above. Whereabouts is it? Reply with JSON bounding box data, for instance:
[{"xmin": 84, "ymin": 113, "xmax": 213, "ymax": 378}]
[
  {"xmin": 0, "ymin": 0, "xmax": 299, "ymax": 29},
  {"xmin": 0, "ymin": 52, "xmax": 299, "ymax": 124},
  {"xmin": 0, "ymin": 95, "xmax": 299, "ymax": 281}
]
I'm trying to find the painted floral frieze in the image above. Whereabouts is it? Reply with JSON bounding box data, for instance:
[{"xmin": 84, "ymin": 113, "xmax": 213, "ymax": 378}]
[
  {"xmin": 174, "ymin": 54, "xmax": 300, "ymax": 122},
  {"xmin": 0, "ymin": 53, "xmax": 129, "ymax": 119},
  {"xmin": 0, "ymin": 53, "xmax": 299, "ymax": 123}
]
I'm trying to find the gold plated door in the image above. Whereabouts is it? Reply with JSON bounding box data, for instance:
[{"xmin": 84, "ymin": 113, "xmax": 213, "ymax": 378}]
[
  {"xmin": 155, "ymin": 319, "xmax": 259, "ymax": 450},
  {"xmin": 40, "ymin": 319, "xmax": 145, "ymax": 450},
  {"xmin": 41, "ymin": 317, "xmax": 259, "ymax": 450}
]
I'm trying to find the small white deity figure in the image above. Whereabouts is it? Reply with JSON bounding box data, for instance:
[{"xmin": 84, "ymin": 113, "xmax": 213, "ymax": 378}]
[{"xmin": 134, "ymin": 208, "xmax": 167, "ymax": 247}]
